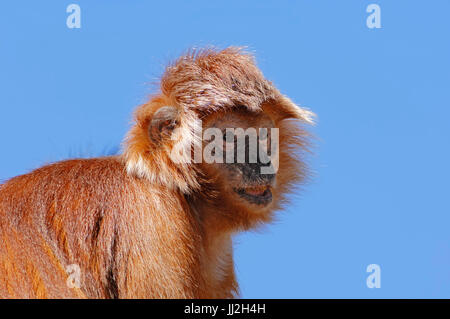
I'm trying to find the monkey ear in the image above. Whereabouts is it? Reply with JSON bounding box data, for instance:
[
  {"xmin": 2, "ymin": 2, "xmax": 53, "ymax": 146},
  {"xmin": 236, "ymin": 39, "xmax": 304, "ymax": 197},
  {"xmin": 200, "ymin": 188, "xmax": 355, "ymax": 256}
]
[{"xmin": 148, "ymin": 106, "xmax": 180, "ymax": 144}]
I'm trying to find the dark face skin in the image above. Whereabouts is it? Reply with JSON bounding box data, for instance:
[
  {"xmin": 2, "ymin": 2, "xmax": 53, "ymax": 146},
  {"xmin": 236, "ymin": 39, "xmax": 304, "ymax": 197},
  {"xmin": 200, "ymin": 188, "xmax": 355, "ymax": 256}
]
[{"xmin": 202, "ymin": 109, "xmax": 277, "ymax": 207}]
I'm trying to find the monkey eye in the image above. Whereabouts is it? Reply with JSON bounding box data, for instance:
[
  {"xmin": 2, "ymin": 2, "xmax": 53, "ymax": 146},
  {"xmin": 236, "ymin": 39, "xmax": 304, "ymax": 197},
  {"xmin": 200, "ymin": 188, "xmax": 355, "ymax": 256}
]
[
  {"xmin": 223, "ymin": 130, "xmax": 235, "ymax": 142},
  {"xmin": 258, "ymin": 132, "xmax": 269, "ymax": 141},
  {"xmin": 259, "ymin": 130, "xmax": 268, "ymax": 141}
]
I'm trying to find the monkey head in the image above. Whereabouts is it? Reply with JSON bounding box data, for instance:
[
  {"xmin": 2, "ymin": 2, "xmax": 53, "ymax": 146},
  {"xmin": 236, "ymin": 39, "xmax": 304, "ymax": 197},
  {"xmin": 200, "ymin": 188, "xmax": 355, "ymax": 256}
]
[{"xmin": 124, "ymin": 47, "xmax": 314, "ymax": 229}]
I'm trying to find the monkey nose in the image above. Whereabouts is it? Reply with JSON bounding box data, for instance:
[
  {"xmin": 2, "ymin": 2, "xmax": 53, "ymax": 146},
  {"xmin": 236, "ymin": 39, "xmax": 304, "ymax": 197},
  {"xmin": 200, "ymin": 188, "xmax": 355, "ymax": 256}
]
[{"xmin": 246, "ymin": 162, "xmax": 275, "ymax": 182}]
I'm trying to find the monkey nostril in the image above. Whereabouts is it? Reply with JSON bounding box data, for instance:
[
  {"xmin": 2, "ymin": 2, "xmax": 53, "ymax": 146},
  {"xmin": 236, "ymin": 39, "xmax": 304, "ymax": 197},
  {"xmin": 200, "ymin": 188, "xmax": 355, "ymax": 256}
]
[
  {"xmin": 244, "ymin": 162, "xmax": 276, "ymax": 183},
  {"xmin": 259, "ymin": 159, "xmax": 271, "ymax": 167},
  {"xmin": 262, "ymin": 172, "xmax": 275, "ymax": 182}
]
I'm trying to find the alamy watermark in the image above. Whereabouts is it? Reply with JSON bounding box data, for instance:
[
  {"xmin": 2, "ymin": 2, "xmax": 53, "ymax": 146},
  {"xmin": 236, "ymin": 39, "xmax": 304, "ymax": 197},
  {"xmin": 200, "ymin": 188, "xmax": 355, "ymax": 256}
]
[
  {"xmin": 65, "ymin": 4, "xmax": 381, "ymax": 30},
  {"xmin": 66, "ymin": 264, "xmax": 81, "ymax": 289},
  {"xmin": 66, "ymin": 4, "xmax": 81, "ymax": 29},
  {"xmin": 366, "ymin": 4, "xmax": 381, "ymax": 29},
  {"xmin": 366, "ymin": 264, "xmax": 381, "ymax": 288},
  {"xmin": 166, "ymin": 118, "xmax": 280, "ymax": 175}
]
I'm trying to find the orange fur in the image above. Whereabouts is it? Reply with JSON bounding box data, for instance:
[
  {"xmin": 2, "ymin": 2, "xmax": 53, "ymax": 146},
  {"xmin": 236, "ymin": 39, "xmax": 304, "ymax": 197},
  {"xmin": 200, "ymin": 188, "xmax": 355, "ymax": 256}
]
[{"xmin": 0, "ymin": 47, "xmax": 314, "ymax": 298}]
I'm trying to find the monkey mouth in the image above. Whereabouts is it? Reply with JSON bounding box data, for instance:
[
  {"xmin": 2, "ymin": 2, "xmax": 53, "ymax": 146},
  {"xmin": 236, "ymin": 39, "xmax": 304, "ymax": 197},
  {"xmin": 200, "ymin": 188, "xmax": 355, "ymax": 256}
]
[{"xmin": 234, "ymin": 186, "xmax": 272, "ymax": 206}]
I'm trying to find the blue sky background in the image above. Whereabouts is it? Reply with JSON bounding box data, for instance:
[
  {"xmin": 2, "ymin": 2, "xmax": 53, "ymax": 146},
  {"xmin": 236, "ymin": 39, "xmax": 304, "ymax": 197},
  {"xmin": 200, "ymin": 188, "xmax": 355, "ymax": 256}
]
[{"xmin": 1, "ymin": 1, "xmax": 450, "ymax": 298}]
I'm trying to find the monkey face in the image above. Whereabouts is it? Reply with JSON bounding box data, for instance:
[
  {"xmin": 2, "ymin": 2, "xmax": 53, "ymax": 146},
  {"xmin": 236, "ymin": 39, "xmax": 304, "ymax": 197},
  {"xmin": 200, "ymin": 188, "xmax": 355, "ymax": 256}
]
[{"xmin": 200, "ymin": 108, "xmax": 278, "ymax": 208}]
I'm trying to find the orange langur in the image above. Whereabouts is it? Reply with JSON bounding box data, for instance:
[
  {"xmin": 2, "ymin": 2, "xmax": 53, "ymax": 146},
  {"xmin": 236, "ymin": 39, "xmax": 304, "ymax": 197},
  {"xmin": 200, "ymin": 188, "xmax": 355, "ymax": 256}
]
[{"xmin": 0, "ymin": 47, "xmax": 314, "ymax": 298}]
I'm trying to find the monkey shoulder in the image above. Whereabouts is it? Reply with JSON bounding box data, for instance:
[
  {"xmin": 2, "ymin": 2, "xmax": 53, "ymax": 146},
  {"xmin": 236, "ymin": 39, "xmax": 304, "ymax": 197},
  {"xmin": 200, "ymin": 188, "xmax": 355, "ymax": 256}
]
[{"xmin": 0, "ymin": 156, "xmax": 184, "ymax": 219}]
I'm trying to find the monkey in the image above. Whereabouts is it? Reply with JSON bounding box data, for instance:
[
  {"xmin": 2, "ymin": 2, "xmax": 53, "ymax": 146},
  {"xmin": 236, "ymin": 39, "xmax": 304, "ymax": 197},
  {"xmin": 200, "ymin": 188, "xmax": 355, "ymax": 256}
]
[{"xmin": 0, "ymin": 47, "xmax": 314, "ymax": 299}]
